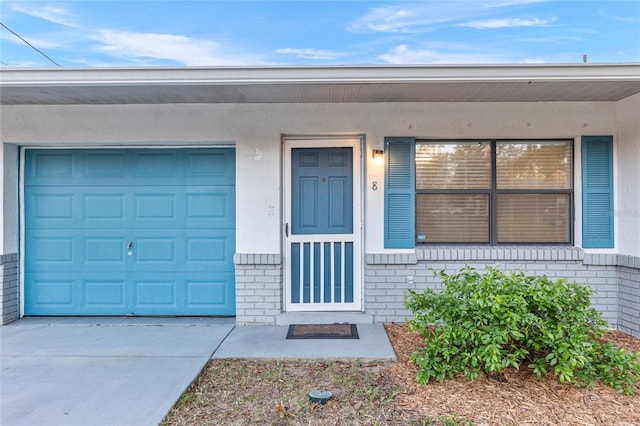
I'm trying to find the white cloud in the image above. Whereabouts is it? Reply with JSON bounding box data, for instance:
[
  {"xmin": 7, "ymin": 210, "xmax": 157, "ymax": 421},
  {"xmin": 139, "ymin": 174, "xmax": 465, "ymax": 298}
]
[
  {"xmin": 598, "ymin": 9, "xmax": 640, "ymax": 24},
  {"xmin": 517, "ymin": 36, "xmax": 583, "ymax": 42},
  {"xmin": 276, "ymin": 48, "xmax": 349, "ymax": 60},
  {"xmin": 9, "ymin": 3, "xmax": 80, "ymax": 27},
  {"xmin": 379, "ymin": 44, "xmax": 502, "ymax": 64},
  {"xmin": 347, "ymin": 1, "xmax": 548, "ymax": 33},
  {"xmin": 462, "ymin": 17, "xmax": 555, "ymax": 29},
  {"xmin": 1, "ymin": 31, "xmax": 64, "ymax": 49},
  {"xmin": 348, "ymin": 4, "xmax": 449, "ymax": 33},
  {"xmin": 0, "ymin": 60, "xmax": 43, "ymax": 68},
  {"xmin": 94, "ymin": 30, "xmax": 261, "ymax": 66}
]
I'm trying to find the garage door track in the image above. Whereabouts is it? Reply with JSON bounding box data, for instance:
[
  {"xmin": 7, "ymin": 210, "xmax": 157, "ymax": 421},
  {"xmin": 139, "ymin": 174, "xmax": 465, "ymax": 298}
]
[{"xmin": 0, "ymin": 317, "xmax": 234, "ymax": 426}]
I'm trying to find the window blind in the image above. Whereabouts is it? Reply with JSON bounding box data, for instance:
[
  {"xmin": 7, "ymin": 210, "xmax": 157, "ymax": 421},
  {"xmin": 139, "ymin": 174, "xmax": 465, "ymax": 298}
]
[
  {"xmin": 416, "ymin": 142, "xmax": 490, "ymax": 190},
  {"xmin": 496, "ymin": 142, "xmax": 572, "ymax": 190}
]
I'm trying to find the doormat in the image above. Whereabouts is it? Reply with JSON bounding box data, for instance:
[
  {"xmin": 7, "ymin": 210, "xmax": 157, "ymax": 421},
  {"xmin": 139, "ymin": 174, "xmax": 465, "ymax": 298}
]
[{"xmin": 286, "ymin": 323, "xmax": 359, "ymax": 340}]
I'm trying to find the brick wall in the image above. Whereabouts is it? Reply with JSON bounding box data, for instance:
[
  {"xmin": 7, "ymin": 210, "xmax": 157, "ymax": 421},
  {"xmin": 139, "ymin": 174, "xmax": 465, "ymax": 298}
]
[
  {"xmin": 617, "ymin": 255, "xmax": 640, "ymax": 338},
  {"xmin": 230, "ymin": 248, "xmax": 638, "ymax": 332},
  {"xmin": 1, "ymin": 253, "xmax": 19, "ymax": 325},
  {"xmin": 364, "ymin": 247, "xmax": 624, "ymax": 326},
  {"xmin": 234, "ymin": 254, "xmax": 283, "ymax": 325}
]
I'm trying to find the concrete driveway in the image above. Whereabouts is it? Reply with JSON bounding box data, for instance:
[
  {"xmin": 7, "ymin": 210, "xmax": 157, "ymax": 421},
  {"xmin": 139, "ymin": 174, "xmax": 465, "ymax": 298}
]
[{"xmin": 0, "ymin": 317, "xmax": 234, "ymax": 426}]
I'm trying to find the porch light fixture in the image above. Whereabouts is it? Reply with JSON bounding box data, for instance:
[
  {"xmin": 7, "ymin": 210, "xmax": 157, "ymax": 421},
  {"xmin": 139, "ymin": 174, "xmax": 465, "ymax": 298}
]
[{"xmin": 372, "ymin": 149, "xmax": 384, "ymax": 163}]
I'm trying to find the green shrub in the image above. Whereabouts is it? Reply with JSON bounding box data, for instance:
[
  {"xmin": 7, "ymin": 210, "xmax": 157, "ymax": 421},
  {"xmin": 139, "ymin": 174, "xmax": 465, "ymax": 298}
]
[{"xmin": 405, "ymin": 266, "xmax": 640, "ymax": 394}]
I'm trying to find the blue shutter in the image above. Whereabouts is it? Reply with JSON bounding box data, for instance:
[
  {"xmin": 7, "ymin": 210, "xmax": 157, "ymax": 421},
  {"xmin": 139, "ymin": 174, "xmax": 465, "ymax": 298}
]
[
  {"xmin": 582, "ymin": 136, "xmax": 614, "ymax": 248},
  {"xmin": 384, "ymin": 137, "xmax": 415, "ymax": 248}
]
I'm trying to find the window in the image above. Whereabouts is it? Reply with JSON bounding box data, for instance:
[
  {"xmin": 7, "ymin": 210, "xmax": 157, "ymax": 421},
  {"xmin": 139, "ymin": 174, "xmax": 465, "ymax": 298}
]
[{"xmin": 415, "ymin": 140, "xmax": 573, "ymax": 245}]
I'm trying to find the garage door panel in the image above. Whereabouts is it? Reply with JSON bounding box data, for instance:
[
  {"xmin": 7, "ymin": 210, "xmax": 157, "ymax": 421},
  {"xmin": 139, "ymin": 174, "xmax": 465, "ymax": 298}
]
[
  {"xmin": 30, "ymin": 278, "xmax": 75, "ymax": 307},
  {"xmin": 26, "ymin": 150, "xmax": 125, "ymax": 186},
  {"xmin": 85, "ymin": 151, "xmax": 127, "ymax": 177},
  {"xmin": 27, "ymin": 230, "xmax": 130, "ymax": 272},
  {"xmin": 84, "ymin": 192, "xmax": 127, "ymax": 222},
  {"xmin": 135, "ymin": 238, "xmax": 177, "ymax": 263},
  {"xmin": 130, "ymin": 186, "xmax": 235, "ymax": 229},
  {"xmin": 25, "ymin": 191, "xmax": 76, "ymax": 228},
  {"xmin": 134, "ymin": 279, "xmax": 178, "ymax": 311},
  {"xmin": 134, "ymin": 193, "xmax": 176, "ymax": 221},
  {"xmin": 26, "ymin": 149, "xmax": 236, "ymax": 186},
  {"xmin": 26, "ymin": 187, "xmax": 130, "ymax": 229},
  {"xmin": 185, "ymin": 151, "xmax": 236, "ymax": 184},
  {"xmin": 84, "ymin": 237, "xmax": 127, "ymax": 263},
  {"xmin": 28, "ymin": 188, "xmax": 235, "ymax": 230},
  {"xmin": 187, "ymin": 237, "xmax": 229, "ymax": 263},
  {"xmin": 26, "ymin": 151, "xmax": 74, "ymax": 182},
  {"xmin": 185, "ymin": 229, "xmax": 235, "ymax": 266},
  {"xmin": 128, "ymin": 228, "xmax": 235, "ymax": 271},
  {"xmin": 130, "ymin": 274, "xmax": 235, "ymax": 316},
  {"xmin": 26, "ymin": 235, "xmax": 76, "ymax": 265},
  {"xmin": 25, "ymin": 148, "xmax": 236, "ymax": 316},
  {"xmin": 186, "ymin": 188, "xmax": 236, "ymax": 225},
  {"xmin": 85, "ymin": 280, "xmax": 126, "ymax": 307},
  {"xmin": 184, "ymin": 273, "xmax": 235, "ymax": 315},
  {"xmin": 26, "ymin": 272, "xmax": 128, "ymax": 315},
  {"xmin": 133, "ymin": 151, "xmax": 179, "ymax": 179}
]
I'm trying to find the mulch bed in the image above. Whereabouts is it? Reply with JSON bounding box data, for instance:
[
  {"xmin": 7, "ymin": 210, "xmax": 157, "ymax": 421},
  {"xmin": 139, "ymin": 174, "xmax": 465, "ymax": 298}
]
[
  {"xmin": 163, "ymin": 324, "xmax": 640, "ymax": 425},
  {"xmin": 384, "ymin": 323, "xmax": 640, "ymax": 425}
]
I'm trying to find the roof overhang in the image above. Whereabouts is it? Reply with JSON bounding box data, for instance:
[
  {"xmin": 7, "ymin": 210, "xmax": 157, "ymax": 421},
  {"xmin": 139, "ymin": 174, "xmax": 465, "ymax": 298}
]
[{"xmin": 1, "ymin": 63, "xmax": 640, "ymax": 104}]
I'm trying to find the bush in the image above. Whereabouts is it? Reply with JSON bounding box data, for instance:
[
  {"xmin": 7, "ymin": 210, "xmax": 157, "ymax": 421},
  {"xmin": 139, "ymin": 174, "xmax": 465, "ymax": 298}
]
[{"xmin": 405, "ymin": 266, "xmax": 640, "ymax": 394}]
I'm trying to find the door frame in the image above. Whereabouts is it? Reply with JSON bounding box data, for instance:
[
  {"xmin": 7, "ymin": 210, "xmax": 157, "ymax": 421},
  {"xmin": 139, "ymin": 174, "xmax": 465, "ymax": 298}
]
[{"xmin": 282, "ymin": 136, "xmax": 364, "ymax": 312}]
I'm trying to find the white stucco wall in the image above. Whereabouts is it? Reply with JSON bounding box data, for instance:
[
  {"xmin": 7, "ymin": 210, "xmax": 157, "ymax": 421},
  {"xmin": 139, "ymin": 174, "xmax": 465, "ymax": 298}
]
[
  {"xmin": 0, "ymin": 144, "xmax": 3, "ymax": 254},
  {"xmin": 616, "ymin": 92, "xmax": 640, "ymax": 257},
  {"xmin": 0, "ymin": 143, "xmax": 18, "ymax": 254},
  {"xmin": 0, "ymin": 101, "xmax": 620, "ymax": 255}
]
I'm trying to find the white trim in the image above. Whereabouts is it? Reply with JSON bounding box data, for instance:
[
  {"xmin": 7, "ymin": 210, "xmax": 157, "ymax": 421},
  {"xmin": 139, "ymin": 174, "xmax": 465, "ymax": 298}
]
[
  {"xmin": 283, "ymin": 136, "xmax": 364, "ymax": 312},
  {"xmin": 3, "ymin": 64, "xmax": 639, "ymax": 87},
  {"xmin": 18, "ymin": 143, "xmax": 235, "ymax": 149},
  {"xmin": 19, "ymin": 148, "xmax": 25, "ymax": 318}
]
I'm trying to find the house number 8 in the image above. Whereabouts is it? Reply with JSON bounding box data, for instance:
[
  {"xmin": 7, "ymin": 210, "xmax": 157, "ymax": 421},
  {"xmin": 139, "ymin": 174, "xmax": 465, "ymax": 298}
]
[{"xmin": 372, "ymin": 181, "xmax": 378, "ymax": 191}]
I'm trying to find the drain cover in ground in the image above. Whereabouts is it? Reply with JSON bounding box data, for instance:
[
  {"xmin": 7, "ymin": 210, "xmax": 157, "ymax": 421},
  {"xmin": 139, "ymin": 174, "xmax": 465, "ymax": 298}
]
[{"xmin": 286, "ymin": 323, "xmax": 359, "ymax": 340}]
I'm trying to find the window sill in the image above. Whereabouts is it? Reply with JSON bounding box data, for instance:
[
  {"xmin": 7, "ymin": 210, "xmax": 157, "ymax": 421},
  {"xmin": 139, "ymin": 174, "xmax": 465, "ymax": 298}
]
[
  {"xmin": 366, "ymin": 246, "xmax": 585, "ymax": 265},
  {"xmin": 417, "ymin": 246, "xmax": 585, "ymax": 262}
]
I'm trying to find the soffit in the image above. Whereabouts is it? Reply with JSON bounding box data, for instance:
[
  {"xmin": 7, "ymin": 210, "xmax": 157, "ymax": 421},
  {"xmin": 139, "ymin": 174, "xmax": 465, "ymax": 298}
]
[{"xmin": 2, "ymin": 64, "xmax": 639, "ymax": 105}]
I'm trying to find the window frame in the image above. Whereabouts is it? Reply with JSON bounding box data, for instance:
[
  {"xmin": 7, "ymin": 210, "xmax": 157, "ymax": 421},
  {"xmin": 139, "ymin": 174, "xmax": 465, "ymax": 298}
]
[{"xmin": 415, "ymin": 138, "xmax": 574, "ymax": 246}]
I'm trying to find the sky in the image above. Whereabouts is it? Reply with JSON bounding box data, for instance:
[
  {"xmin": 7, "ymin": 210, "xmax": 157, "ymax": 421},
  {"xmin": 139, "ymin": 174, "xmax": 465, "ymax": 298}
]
[{"xmin": 1, "ymin": 0, "xmax": 639, "ymax": 68}]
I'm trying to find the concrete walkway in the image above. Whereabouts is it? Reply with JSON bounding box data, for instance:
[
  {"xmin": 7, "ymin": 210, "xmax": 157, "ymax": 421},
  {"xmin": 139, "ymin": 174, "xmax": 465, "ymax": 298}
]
[{"xmin": 1, "ymin": 318, "xmax": 395, "ymax": 426}]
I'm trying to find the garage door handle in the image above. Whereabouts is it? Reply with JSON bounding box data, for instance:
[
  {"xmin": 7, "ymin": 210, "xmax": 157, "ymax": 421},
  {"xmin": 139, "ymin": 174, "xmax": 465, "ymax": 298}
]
[{"xmin": 127, "ymin": 241, "xmax": 133, "ymax": 249}]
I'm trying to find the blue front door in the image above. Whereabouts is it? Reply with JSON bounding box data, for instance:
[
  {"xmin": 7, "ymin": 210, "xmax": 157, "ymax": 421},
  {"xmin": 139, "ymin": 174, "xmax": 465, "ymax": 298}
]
[
  {"xmin": 286, "ymin": 141, "xmax": 361, "ymax": 311},
  {"xmin": 24, "ymin": 148, "xmax": 236, "ymax": 316},
  {"xmin": 291, "ymin": 148, "xmax": 353, "ymax": 235}
]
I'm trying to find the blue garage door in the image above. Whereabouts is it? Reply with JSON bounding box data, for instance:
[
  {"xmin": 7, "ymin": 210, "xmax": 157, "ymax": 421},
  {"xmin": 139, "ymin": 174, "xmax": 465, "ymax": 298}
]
[{"xmin": 24, "ymin": 148, "xmax": 236, "ymax": 316}]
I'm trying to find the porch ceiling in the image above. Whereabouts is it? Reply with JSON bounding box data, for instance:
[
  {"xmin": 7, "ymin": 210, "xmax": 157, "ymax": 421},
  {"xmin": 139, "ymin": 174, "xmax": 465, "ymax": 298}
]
[{"xmin": 2, "ymin": 63, "xmax": 640, "ymax": 105}]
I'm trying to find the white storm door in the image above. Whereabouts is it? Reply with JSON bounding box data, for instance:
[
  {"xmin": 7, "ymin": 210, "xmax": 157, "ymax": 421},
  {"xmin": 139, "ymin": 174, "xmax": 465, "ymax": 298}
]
[{"xmin": 284, "ymin": 138, "xmax": 362, "ymax": 312}]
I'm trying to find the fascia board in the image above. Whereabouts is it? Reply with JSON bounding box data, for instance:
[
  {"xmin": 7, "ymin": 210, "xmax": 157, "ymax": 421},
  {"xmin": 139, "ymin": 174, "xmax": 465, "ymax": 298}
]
[{"xmin": 1, "ymin": 63, "xmax": 640, "ymax": 88}]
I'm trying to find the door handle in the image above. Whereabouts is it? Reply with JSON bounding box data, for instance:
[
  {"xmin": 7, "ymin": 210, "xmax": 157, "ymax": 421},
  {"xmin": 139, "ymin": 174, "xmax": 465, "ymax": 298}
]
[
  {"xmin": 127, "ymin": 241, "xmax": 133, "ymax": 249},
  {"xmin": 285, "ymin": 223, "xmax": 289, "ymax": 237}
]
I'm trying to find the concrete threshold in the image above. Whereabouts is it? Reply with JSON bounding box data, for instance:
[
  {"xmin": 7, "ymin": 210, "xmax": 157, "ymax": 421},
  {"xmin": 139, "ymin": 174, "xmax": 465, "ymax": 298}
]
[{"xmin": 212, "ymin": 323, "xmax": 397, "ymax": 361}]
